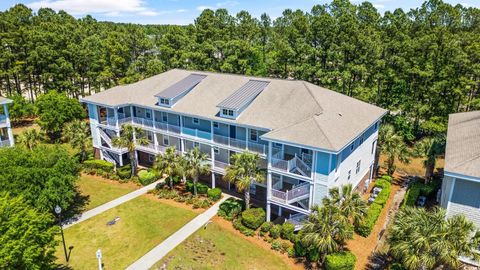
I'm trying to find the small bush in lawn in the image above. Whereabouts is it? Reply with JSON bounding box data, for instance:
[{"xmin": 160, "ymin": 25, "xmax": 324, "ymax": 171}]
[
  {"xmin": 138, "ymin": 170, "xmax": 157, "ymax": 185},
  {"xmin": 381, "ymin": 175, "xmax": 393, "ymax": 183},
  {"xmin": 325, "ymin": 251, "xmax": 356, "ymax": 270},
  {"xmin": 218, "ymin": 198, "xmax": 243, "ymax": 220},
  {"xmin": 83, "ymin": 159, "xmax": 114, "ymax": 173},
  {"xmin": 269, "ymin": 224, "xmax": 281, "ymax": 239},
  {"xmin": 241, "ymin": 208, "xmax": 266, "ymax": 230},
  {"xmin": 287, "ymin": 247, "xmax": 295, "ymax": 258},
  {"xmin": 280, "ymin": 241, "xmax": 291, "ymax": 254},
  {"xmin": 271, "ymin": 240, "xmax": 282, "ymax": 251},
  {"xmin": 281, "ymin": 222, "xmax": 295, "ymax": 241},
  {"xmin": 260, "ymin": 221, "xmax": 273, "ymax": 233},
  {"xmin": 186, "ymin": 181, "xmax": 209, "ymax": 194},
  {"xmin": 233, "ymin": 217, "xmax": 255, "ymax": 236},
  {"xmin": 207, "ymin": 188, "xmax": 222, "ymax": 201}
]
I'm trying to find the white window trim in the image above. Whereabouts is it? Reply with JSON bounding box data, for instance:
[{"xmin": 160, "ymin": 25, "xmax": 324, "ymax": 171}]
[
  {"xmin": 250, "ymin": 129, "xmax": 258, "ymax": 142},
  {"xmin": 193, "ymin": 118, "xmax": 200, "ymax": 125}
]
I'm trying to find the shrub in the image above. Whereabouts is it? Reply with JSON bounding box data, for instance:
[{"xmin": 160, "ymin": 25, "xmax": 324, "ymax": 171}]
[
  {"xmin": 233, "ymin": 217, "xmax": 255, "ymax": 236},
  {"xmin": 281, "ymin": 222, "xmax": 295, "ymax": 241},
  {"xmin": 374, "ymin": 184, "xmax": 391, "ymax": 206},
  {"xmin": 355, "ymin": 203, "xmax": 383, "ymax": 237},
  {"xmin": 207, "ymin": 188, "xmax": 222, "ymax": 201},
  {"xmin": 186, "ymin": 181, "xmax": 209, "ymax": 194},
  {"xmin": 241, "ymin": 208, "xmax": 266, "ymax": 230},
  {"xmin": 83, "ymin": 159, "xmax": 114, "ymax": 173},
  {"xmin": 280, "ymin": 241, "xmax": 291, "ymax": 253},
  {"xmin": 325, "ymin": 251, "xmax": 356, "ymax": 270},
  {"xmin": 192, "ymin": 197, "xmax": 213, "ymax": 209},
  {"xmin": 260, "ymin": 221, "xmax": 273, "ymax": 233},
  {"xmin": 269, "ymin": 224, "xmax": 281, "ymax": 239},
  {"xmin": 402, "ymin": 180, "xmax": 439, "ymax": 208},
  {"xmin": 287, "ymin": 247, "xmax": 295, "ymax": 258},
  {"xmin": 218, "ymin": 198, "xmax": 243, "ymax": 220},
  {"xmin": 138, "ymin": 170, "xmax": 157, "ymax": 186},
  {"xmin": 157, "ymin": 189, "xmax": 179, "ymax": 200},
  {"xmin": 117, "ymin": 165, "xmax": 132, "ymax": 180},
  {"xmin": 375, "ymin": 179, "xmax": 391, "ymax": 189},
  {"xmin": 271, "ymin": 240, "xmax": 282, "ymax": 251},
  {"xmin": 381, "ymin": 175, "xmax": 393, "ymax": 183}
]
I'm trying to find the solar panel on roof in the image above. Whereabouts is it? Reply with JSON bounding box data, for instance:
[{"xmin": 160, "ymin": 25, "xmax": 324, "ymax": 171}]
[
  {"xmin": 155, "ymin": 74, "xmax": 207, "ymax": 99},
  {"xmin": 217, "ymin": 80, "xmax": 269, "ymax": 111}
]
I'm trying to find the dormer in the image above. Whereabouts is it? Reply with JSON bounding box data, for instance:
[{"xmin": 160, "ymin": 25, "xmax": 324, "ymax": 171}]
[
  {"xmin": 155, "ymin": 74, "xmax": 207, "ymax": 107},
  {"xmin": 217, "ymin": 80, "xmax": 269, "ymax": 119}
]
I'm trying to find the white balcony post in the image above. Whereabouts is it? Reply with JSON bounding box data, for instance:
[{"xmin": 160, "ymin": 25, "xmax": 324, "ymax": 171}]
[
  {"xmin": 278, "ymin": 206, "xmax": 282, "ymax": 217},
  {"xmin": 179, "ymin": 115, "xmax": 183, "ymax": 132},
  {"xmin": 211, "ymin": 172, "xmax": 216, "ymax": 188},
  {"xmin": 114, "ymin": 107, "xmax": 119, "ymax": 129},
  {"xmin": 266, "ymin": 202, "xmax": 271, "ymax": 222},
  {"xmin": 246, "ymin": 128, "xmax": 249, "ymax": 150},
  {"xmin": 180, "ymin": 138, "xmax": 185, "ymax": 154},
  {"xmin": 267, "ymin": 171, "xmax": 272, "ymax": 199},
  {"xmin": 309, "ymin": 182, "xmax": 314, "ymax": 209},
  {"xmin": 4, "ymin": 104, "xmax": 13, "ymax": 145},
  {"xmin": 312, "ymin": 151, "xmax": 317, "ymax": 181},
  {"xmin": 267, "ymin": 141, "xmax": 272, "ymax": 168},
  {"xmin": 130, "ymin": 106, "xmax": 134, "ymax": 120}
]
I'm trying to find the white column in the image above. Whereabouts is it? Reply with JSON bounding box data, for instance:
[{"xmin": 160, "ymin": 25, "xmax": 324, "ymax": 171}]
[
  {"xmin": 4, "ymin": 104, "xmax": 14, "ymax": 145},
  {"xmin": 211, "ymin": 146, "xmax": 215, "ymax": 169},
  {"xmin": 211, "ymin": 172, "xmax": 216, "ymax": 188},
  {"xmin": 246, "ymin": 128, "xmax": 249, "ymax": 150},
  {"xmin": 312, "ymin": 151, "xmax": 317, "ymax": 181},
  {"xmin": 130, "ymin": 106, "xmax": 134, "ymax": 120},
  {"xmin": 114, "ymin": 107, "xmax": 119, "ymax": 129},
  {"xmin": 267, "ymin": 141, "xmax": 272, "ymax": 168},
  {"xmin": 267, "ymin": 172, "xmax": 272, "ymax": 199},
  {"xmin": 278, "ymin": 206, "xmax": 282, "ymax": 217},
  {"xmin": 180, "ymin": 138, "xmax": 185, "ymax": 154},
  {"xmin": 266, "ymin": 202, "xmax": 271, "ymax": 222},
  {"xmin": 119, "ymin": 154, "xmax": 124, "ymax": 166},
  {"xmin": 309, "ymin": 182, "xmax": 314, "ymax": 209},
  {"xmin": 179, "ymin": 115, "xmax": 183, "ymax": 135}
]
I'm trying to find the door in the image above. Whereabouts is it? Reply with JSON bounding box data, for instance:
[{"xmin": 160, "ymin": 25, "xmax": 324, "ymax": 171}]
[{"xmin": 229, "ymin": 125, "xmax": 236, "ymax": 139}]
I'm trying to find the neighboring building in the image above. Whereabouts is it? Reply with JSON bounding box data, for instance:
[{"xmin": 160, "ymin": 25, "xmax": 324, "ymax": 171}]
[
  {"xmin": 441, "ymin": 111, "xmax": 480, "ymax": 228},
  {"xmin": 81, "ymin": 69, "xmax": 387, "ymax": 225},
  {"xmin": 0, "ymin": 97, "xmax": 14, "ymax": 148}
]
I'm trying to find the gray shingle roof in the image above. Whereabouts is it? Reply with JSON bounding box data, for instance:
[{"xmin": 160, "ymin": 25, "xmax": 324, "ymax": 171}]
[
  {"xmin": 154, "ymin": 73, "xmax": 206, "ymax": 99},
  {"xmin": 81, "ymin": 69, "xmax": 387, "ymax": 152},
  {"xmin": 445, "ymin": 111, "xmax": 480, "ymax": 179},
  {"xmin": 217, "ymin": 80, "xmax": 269, "ymax": 111}
]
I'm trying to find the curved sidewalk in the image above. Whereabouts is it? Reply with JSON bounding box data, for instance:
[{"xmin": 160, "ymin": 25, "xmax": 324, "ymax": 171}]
[
  {"xmin": 63, "ymin": 180, "xmax": 162, "ymax": 229},
  {"xmin": 126, "ymin": 195, "xmax": 231, "ymax": 270}
]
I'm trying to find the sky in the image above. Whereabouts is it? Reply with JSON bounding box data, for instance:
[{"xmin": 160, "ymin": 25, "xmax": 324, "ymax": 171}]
[{"xmin": 1, "ymin": 0, "xmax": 479, "ymax": 25}]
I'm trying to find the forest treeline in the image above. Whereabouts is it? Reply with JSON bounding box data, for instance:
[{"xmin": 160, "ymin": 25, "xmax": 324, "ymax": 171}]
[{"xmin": 0, "ymin": 0, "xmax": 479, "ymax": 139}]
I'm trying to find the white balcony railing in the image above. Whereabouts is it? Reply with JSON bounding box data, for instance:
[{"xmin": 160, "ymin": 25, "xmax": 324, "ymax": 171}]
[
  {"xmin": 213, "ymin": 133, "xmax": 266, "ymax": 155},
  {"xmin": 0, "ymin": 115, "xmax": 7, "ymax": 124},
  {"xmin": 214, "ymin": 160, "xmax": 229, "ymax": 171},
  {"xmin": 288, "ymin": 213, "xmax": 307, "ymax": 230},
  {"xmin": 100, "ymin": 117, "xmax": 116, "ymax": 126},
  {"xmin": 271, "ymin": 182, "xmax": 310, "ymax": 203},
  {"xmin": 271, "ymin": 153, "xmax": 312, "ymax": 178}
]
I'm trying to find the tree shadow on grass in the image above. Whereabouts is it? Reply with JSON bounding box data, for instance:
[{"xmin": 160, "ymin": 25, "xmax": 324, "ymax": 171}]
[
  {"xmin": 365, "ymin": 250, "xmax": 392, "ymax": 270},
  {"xmin": 61, "ymin": 186, "xmax": 90, "ymax": 223}
]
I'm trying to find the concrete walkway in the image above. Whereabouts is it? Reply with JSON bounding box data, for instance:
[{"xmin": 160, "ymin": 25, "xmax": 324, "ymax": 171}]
[
  {"xmin": 126, "ymin": 195, "xmax": 231, "ymax": 270},
  {"xmin": 63, "ymin": 180, "xmax": 162, "ymax": 229}
]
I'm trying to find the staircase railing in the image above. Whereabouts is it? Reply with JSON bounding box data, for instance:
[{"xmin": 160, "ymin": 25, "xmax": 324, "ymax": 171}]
[{"xmin": 286, "ymin": 182, "xmax": 310, "ymax": 201}]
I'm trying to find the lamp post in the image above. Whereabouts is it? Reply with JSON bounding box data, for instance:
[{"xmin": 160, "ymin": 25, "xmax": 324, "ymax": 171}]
[{"xmin": 55, "ymin": 205, "xmax": 69, "ymax": 263}]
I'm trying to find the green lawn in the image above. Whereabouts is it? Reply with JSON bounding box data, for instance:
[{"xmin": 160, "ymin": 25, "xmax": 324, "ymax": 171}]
[
  {"xmin": 56, "ymin": 196, "xmax": 197, "ymax": 270},
  {"xmin": 78, "ymin": 174, "xmax": 138, "ymax": 211},
  {"xmin": 152, "ymin": 222, "xmax": 290, "ymax": 270}
]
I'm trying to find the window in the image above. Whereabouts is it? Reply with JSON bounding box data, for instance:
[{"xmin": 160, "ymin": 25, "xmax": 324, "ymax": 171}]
[
  {"xmin": 193, "ymin": 118, "xmax": 199, "ymax": 124},
  {"xmin": 213, "ymin": 122, "xmax": 219, "ymax": 129},
  {"xmin": 221, "ymin": 109, "xmax": 234, "ymax": 117},
  {"xmin": 162, "ymin": 113, "xmax": 167, "ymax": 122},
  {"xmin": 163, "ymin": 137, "xmax": 169, "ymax": 146},
  {"xmin": 146, "ymin": 111, "xmax": 151, "ymax": 119},
  {"xmin": 194, "ymin": 142, "xmax": 200, "ymax": 148},
  {"xmin": 356, "ymin": 160, "xmax": 361, "ymax": 174},
  {"xmin": 214, "ymin": 147, "xmax": 219, "ymax": 154},
  {"xmin": 347, "ymin": 170, "xmax": 351, "ymax": 180},
  {"xmin": 250, "ymin": 129, "xmax": 258, "ymax": 142},
  {"xmin": 160, "ymin": 98, "xmax": 170, "ymax": 105}
]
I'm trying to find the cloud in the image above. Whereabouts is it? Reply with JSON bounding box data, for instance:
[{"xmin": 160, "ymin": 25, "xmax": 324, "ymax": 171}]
[
  {"xmin": 373, "ymin": 4, "xmax": 385, "ymax": 9},
  {"xmin": 196, "ymin": 1, "xmax": 238, "ymax": 12},
  {"xmin": 27, "ymin": 0, "xmax": 159, "ymax": 17},
  {"xmin": 196, "ymin": 5, "xmax": 214, "ymax": 11}
]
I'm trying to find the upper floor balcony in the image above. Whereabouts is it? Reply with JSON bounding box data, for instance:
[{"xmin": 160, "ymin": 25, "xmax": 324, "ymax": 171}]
[{"xmin": 270, "ymin": 146, "xmax": 313, "ymax": 178}]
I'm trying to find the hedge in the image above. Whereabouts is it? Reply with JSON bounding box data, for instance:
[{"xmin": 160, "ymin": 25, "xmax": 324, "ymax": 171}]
[
  {"xmin": 218, "ymin": 198, "xmax": 243, "ymax": 220},
  {"xmin": 207, "ymin": 188, "xmax": 222, "ymax": 201},
  {"xmin": 233, "ymin": 217, "xmax": 255, "ymax": 236},
  {"xmin": 269, "ymin": 224, "xmax": 281, "ymax": 239},
  {"xmin": 260, "ymin": 221, "xmax": 273, "ymax": 233},
  {"xmin": 325, "ymin": 251, "xmax": 356, "ymax": 270},
  {"xmin": 83, "ymin": 159, "xmax": 114, "ymax": 172},
  {"xmin": 281, "ymin": 222, "xmax": 295, "ymax": 241},
  {"xmin": 138, "ymin": 170, "xmax": 157, "ymax": 185},
  {"xmin": 380, "ymin": 175, "xmax": 393, "ymax": 183},
  {"xmin": 355, "ymin": 179, "xmax": 392, "ymax": 237},
  {"xmin": 241, "ymin": 208, "xmax": 266, "ymax": 230},
  {"xmin": 402, "ymin": 181, "xmax": 438, "ymax": 208},
  {"xmin": 117, "ymin": 165, "xmax": 131, "ymax": 179}
]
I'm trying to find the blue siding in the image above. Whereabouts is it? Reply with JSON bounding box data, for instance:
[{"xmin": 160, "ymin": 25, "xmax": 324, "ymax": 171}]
[
  {"xmin": 88, "ymin": 104, "xmax": 97, "ymax": 120},
  {"xmin": 316, "ymin": 152, "xmax": 331, "ymax": 175},
  {"xmin": 330, "ymin": 154, "xmax": 338, "ymax": 172},
  {"xmin": 182, "ymin": 116, "xmax": 211, "ymax": 133},
  {"xmin": 214, "ymin": 122, "xmax": 229, "ymax": 137}
]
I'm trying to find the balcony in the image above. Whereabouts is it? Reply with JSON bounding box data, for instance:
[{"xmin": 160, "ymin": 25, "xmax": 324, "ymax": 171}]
[
  {"xmin": 271, "ymin": 182, "xmax": 310, "ymax": 204},
  {"xmin": 182, "ymin": 127, "xmax": 212, "ymax": 140},
  {"xmin": 287, "ymin": 213, "xmax": 308, "ymax": 231},
  {"xmin": 213, "ymin": 133, "xmax": 266, "ymax": 155},
  {"xmin": 100, "ymin": 117, "xmax": 116, "ymax": 126},
  {"xmin": 136, "ymin": 142, "xmax": 180, "ymax": 155},
  {"xmin": 271, "ymin": 151, "xmax": 312, "ymax": 178},
  {"xmin": 213, "ymin": 160, "xmax": 230, "ymax": 173}
]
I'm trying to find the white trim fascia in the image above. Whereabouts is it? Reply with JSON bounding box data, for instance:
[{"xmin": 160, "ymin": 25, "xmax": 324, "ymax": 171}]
[
  {"xmin": 446, "ymin": 177, "xmax": 456, "ymax": 214},
  {"xmin": 444, "ymin": 171, "xmax": 480, "ymax": 183}
]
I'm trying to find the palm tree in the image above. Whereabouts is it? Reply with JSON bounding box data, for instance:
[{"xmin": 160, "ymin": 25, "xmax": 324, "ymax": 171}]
[
  {"xmin": 413, "ymin": 136, "xmax": 445, "ymax": 181},
  {"xmin": 224, "ymin": 151, "xmax": 265, "ymax": 209},
  {"xmin": 184, "ymin": 147, "xmax": 211, "ymax": 196},
  {"xmin": 153, "ymin": 146, "xmax": 182, "ymax": 189},
  {"xmin": 301, "ymin": 204, "xmax": 354, "ymax": 265},
  {"xmin": 379, "ymin": 124, "xmax": 411, "ymax": 175},
  {"xmin": 62, "ymin": 119, "xmax": 91, "ymax": 162},
  {"xmin": 111, "ymin": 124, "xmax": 149, "ymax": 177},
  {"xmin": 322, "ymin": 184, "xmax": 367, "ymax": 227},
  {"xmin": 16, "ymin": 128, "xmax": 43, "ymax": 150},
  {"xmin": 388, "ymin": 207, "xmax": 480, "ymax": 270}
]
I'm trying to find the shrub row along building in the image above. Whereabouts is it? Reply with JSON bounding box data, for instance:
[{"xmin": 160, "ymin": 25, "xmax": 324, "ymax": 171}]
[
  {"xmin": 0, "ymin": 97, "xmax": 13, "ymax": 148},
  {"xmin": 81, "ymin": 69, "xmax": 387, "ymax": 224}
]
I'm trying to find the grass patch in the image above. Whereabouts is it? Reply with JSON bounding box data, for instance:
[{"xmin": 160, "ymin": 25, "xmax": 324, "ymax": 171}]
[
  {"xmin": 56, "ymin": 196, "xmax": 197, "ymax": 270},
  {"xmin": 77, "ymin": 174, "xmax": 138, "ymax": 211},
  {"xmin": 379, "ymin": 153, "xmax": 444, "ymax": 176},
  {"xmin": 152, "ymin": 222, "xmax": 290, "ymax": 270}
]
